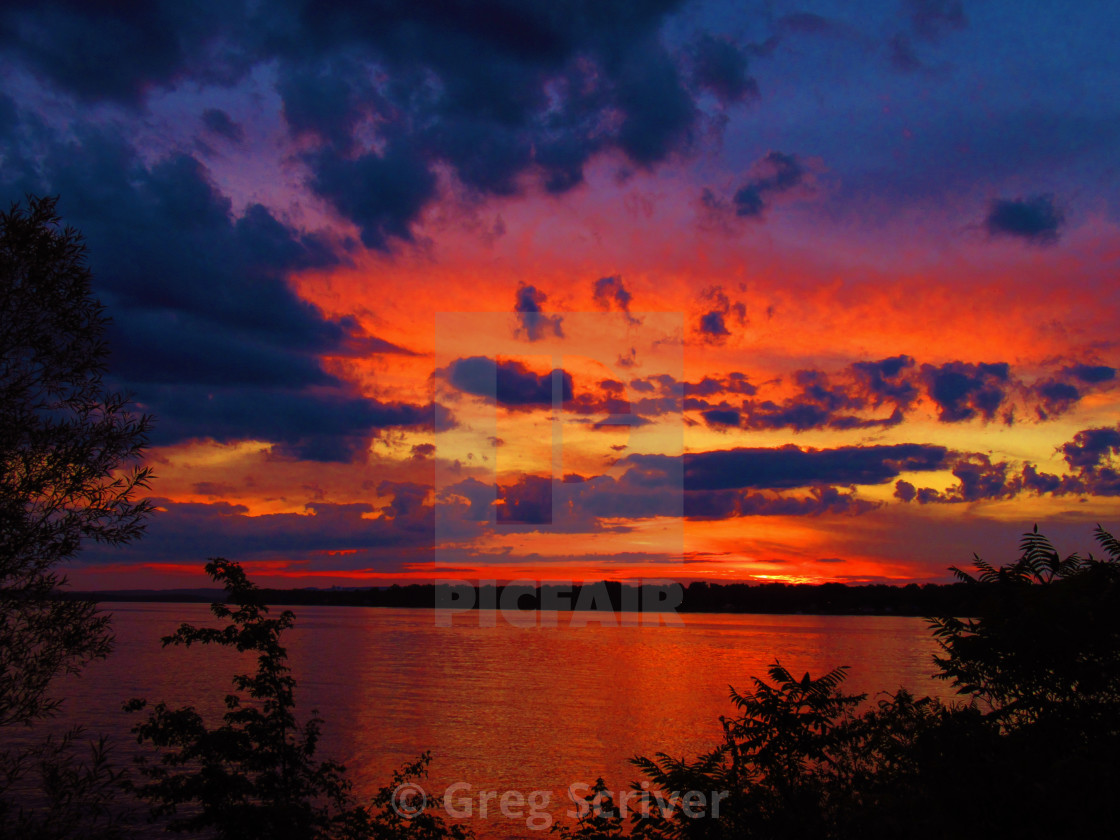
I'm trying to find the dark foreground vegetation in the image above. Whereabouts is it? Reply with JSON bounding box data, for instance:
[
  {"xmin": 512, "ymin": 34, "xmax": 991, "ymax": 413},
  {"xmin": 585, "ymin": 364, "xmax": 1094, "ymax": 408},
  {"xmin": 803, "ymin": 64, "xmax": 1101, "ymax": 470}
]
[
  {"xmin": 8, "ymin": 525, "xmax": 1120, "ymax": 839},
  {"xmin": 563, "ymin": 524, "xmax": 1120, "ymax": 840}
]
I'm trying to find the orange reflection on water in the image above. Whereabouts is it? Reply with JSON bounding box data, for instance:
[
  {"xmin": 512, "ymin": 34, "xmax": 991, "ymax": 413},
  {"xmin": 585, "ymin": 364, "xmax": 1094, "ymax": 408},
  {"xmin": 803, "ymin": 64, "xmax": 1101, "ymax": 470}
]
[{"xmin": 58, "ymin": 604, "xmax": 951, "ymax": 838}]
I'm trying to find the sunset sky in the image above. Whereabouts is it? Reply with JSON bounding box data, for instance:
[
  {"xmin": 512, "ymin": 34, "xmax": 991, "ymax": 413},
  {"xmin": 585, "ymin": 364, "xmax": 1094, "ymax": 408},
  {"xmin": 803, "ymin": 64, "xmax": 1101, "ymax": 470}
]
[{"xmin": 3, "ymin": 1, "xmax": 1119, "ymax": 588}]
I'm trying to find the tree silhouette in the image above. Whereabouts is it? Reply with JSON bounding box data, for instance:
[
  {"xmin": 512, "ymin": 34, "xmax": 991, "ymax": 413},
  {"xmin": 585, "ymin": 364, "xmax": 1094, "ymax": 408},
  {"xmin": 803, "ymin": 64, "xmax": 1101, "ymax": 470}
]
[
  {"xmin": 1, "ymin": 195, "xmax": 153, "ymax": 730},
  {"xmin": 552, "ymin": 778, "xmax": 628, "ymax": 839},
  {"xmin": 630, "ymin": 663, "xmax": 868, "ymax": 839},
  {"xmin": 1, "ymin": 195, "xmax": 153, "ymax": 837},
  {"xmin": 127, "ymin": 559, "xmax": 470, "ymax": 840},
  {"xmin": 624, "ymin": 526, "xmax": 1120, "ymax": 840},
  {"xmin": 930, "ymin": 524, "xmax": 1120, "ymax": 728}
]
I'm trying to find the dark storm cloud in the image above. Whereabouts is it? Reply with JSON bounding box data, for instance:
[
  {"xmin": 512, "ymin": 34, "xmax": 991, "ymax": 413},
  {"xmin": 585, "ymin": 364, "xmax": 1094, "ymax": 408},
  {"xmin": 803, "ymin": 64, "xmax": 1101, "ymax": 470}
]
[
  {"xmin": 201, "ymin": 108, "xmax": 244, "ymax": 143},
  {"xmin": 696, "ymin": 285, "xmax": 746, "ymax": 342},
  {"xmin": 473, "ymin": 466, "xmax": 878, "ymax": 526},
  {"xmin": 410, "ymin": 442, "xmax": 436, "ymax": 460},
  {"xmin": 434, "ymin": 367, "xmax": 675, "ymax": 426},
  {"xmin": 681, "ymin": 443, "xmax": 948, "ymax": 491},
  {"xmin": 532, "ymin": 373, "xmax": 683, "ymax": 425},
  {"xmin": 439, "ymin": 439, "xmax": 971, "ymax": 531},
  {"xmin": 685, "ymin": 486, "xmax": 878, "ymax": 519},
  {"xmin": 951, "ymin": 455, "xmax": 1018, "ymax": 502},
  {"xmin": 740, "ymin": 400, "xmax": 830, "ymax": 431},
  {"xmin": 983, "ymin": 194, "xmax": 1065, "ymax": 245},
  {"xmin": 306, "ymin": 142, "xmax": 438, "ymax": 251},
  {"xmin": 1028, "ymin": 363, "xmax": 1118, "ymax": 419},
  {"xmin": 698, "ymin": 310, "xmax": 731, "ymax": 339},
  {"xmin": 592, "ymin": 275, "xmax": 638, "ymax": 323},
  {"xmin": 21, "ymin": 137, "xmax": 342, "ymax": 343},
  {"xmin": 894, "ymin": 454, "xmax": 1020, "ymax": 505},
  {"xmin": 698, "ymin": 150, "xmax": 807, "ymax": 232},
  {"xmin": 849, "ymin": 355, "xmax": 919, "ymax": 407},
  {"xmin": 0, "ymin": 125, "xmax": 432, "ymax": 461},
  {"xmin": 565, "ymin": 385, "xmax": 633, "ymax": 418},
  {"xmin": 109, "ymin": 309, "xmax": 335, "ymax": 388},
  {"xmin": 1031, "ymin": 379, "xmax": 1081, "ymax": 420},
  {"xmin": 514, "ymin": 283, "xmax": 564, "ymax": 341},
  {"xmin": 0, "ymin": 1, "xmax": 241, "ymax": 106},
  {"xmin": 685, "ymin": 372, "xmax": 757, "ymax": 398},
  {"xmin": 1017, "ymin": 465, "xmax": 1081, "ymax": 496},
  {"xmin": 147, "ymin": 385, "xmax": 440, "ymax": 462},
  {"xmin": 441, "ymin": 466, "xmax": 684, "ymax": 530},
  {"xmin": 1061, "ymin": 427, "xmax": 1120, "ymax": 470},
  {"xmin": 689, "ymin": 33, "xmax": 757, "ymax": 104},
  {"xmin": 591, "ymin": 415, "xmax": 652, "ymax": 430},
  {"xmin": 270, "ymin": 0, "xmax": 700, "ymax": 240},
  {"xmin": 756, "ymin": 369, "xmax": 855, "ymax": 428},
  {"xmin": 1066, "ymin": 364, "xmax": 1116, "ymax": 384},
  {"xmin": 375, "ymin": 480, "xmax": 434, "ymax": 533},
  {"xmin": 496, "ymin": 474, "xmax": 553, "ymax": 525},
  {"xmin": 702, "ymin": 408, "xmax": 741, "ymax": 427},
  {"xmin": 899, "ymin": 457, "xmax": 1093, "ymax": 505},
  {"xmin": 920, "ymin": 361, "xmax": 1009, "ymax": 422},
  {"xmin": 446, "ymin": 356, "xmax": 573, "ymax": 408},
  {"xmin": 700, "ymin": 357, "xmax": 913, "ymax": 432},
  {"xmin": 681, "ymin": 355, "xmax": 1102, "ymax": 433},
  {"xmin": 79, "ymin": 491, "xmax": 436, "ymax": 568},
  {"xmin": 275, "ymin": 57, "xmax": 376, "ymax": 152},
  {"xmin": 894, "ymin": 480, "xmax": 917, "ymax": 503},
  {"xmin": 733, "ymin": 151, "xmax": 806, "ymax": 218},
  {"xmin": 614, "ymin": 36, "xmax": 698, "ymax": 166},
  {"xmin": 896, "ymin": 424, "xmax": 1120, "ymax": 505},
  {"xmin": 2, "ymin": 1, "xmax": 729, "ymax": 249},
  {"xmin": 572, "ymin": 473, "xmax": 681, "ymax": 520}
]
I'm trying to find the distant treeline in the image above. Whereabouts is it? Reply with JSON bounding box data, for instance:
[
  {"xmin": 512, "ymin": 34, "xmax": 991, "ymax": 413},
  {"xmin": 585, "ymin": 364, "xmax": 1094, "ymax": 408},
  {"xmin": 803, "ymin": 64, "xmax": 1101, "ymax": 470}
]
[{"xmin": 66, "ymin": 580, "xmax": 980, "ymax": 616}]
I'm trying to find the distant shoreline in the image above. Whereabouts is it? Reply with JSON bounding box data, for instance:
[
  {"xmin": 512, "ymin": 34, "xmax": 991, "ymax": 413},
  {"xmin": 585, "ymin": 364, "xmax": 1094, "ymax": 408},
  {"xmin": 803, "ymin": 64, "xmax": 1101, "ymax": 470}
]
[{"xmin": 58, "ymin": 579, "xmax": 978, "ymax": 617}]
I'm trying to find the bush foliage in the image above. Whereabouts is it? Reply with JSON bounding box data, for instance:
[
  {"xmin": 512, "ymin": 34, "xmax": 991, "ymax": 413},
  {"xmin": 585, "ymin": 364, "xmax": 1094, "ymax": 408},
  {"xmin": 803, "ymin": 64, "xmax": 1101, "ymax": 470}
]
[
  {"xmin": 126, "ymin": 559, "xmax": 469, "ymax": 840},
  {"xmin": 607, "ymin": 525, "xmax": 1120, "ymax": 840}
]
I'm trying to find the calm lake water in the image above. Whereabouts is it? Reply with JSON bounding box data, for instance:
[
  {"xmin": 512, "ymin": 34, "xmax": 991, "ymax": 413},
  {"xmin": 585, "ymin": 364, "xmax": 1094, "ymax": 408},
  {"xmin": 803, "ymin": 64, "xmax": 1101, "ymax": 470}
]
[{"xmin": 40, "ymin": 604, "xmax": 952, "ymax": 836}]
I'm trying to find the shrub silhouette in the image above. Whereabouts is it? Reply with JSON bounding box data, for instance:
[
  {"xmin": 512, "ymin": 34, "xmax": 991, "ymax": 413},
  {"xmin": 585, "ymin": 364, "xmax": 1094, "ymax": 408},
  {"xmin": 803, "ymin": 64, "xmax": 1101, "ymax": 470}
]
[
  {"xmin": 126, "ymin": 558, "xmax": 469, "ymax": 840},
  {"xmin": 1, "ymin": 196, "xmax": 153, "ymax": 731},
  {"xmin": 622, "ymin": 526, "xmax": 1120, "ymax": 840},
  {"xmin": 1, "ymin": 195, "xmax": 152, "ymax": 837},
  {"xmin": 550, "ymin": 778, "xmax": 628, "ymax": 839},
  {"xmin": 931, "ymin": 524, "xmax": 1120, "ymax": 729}
]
